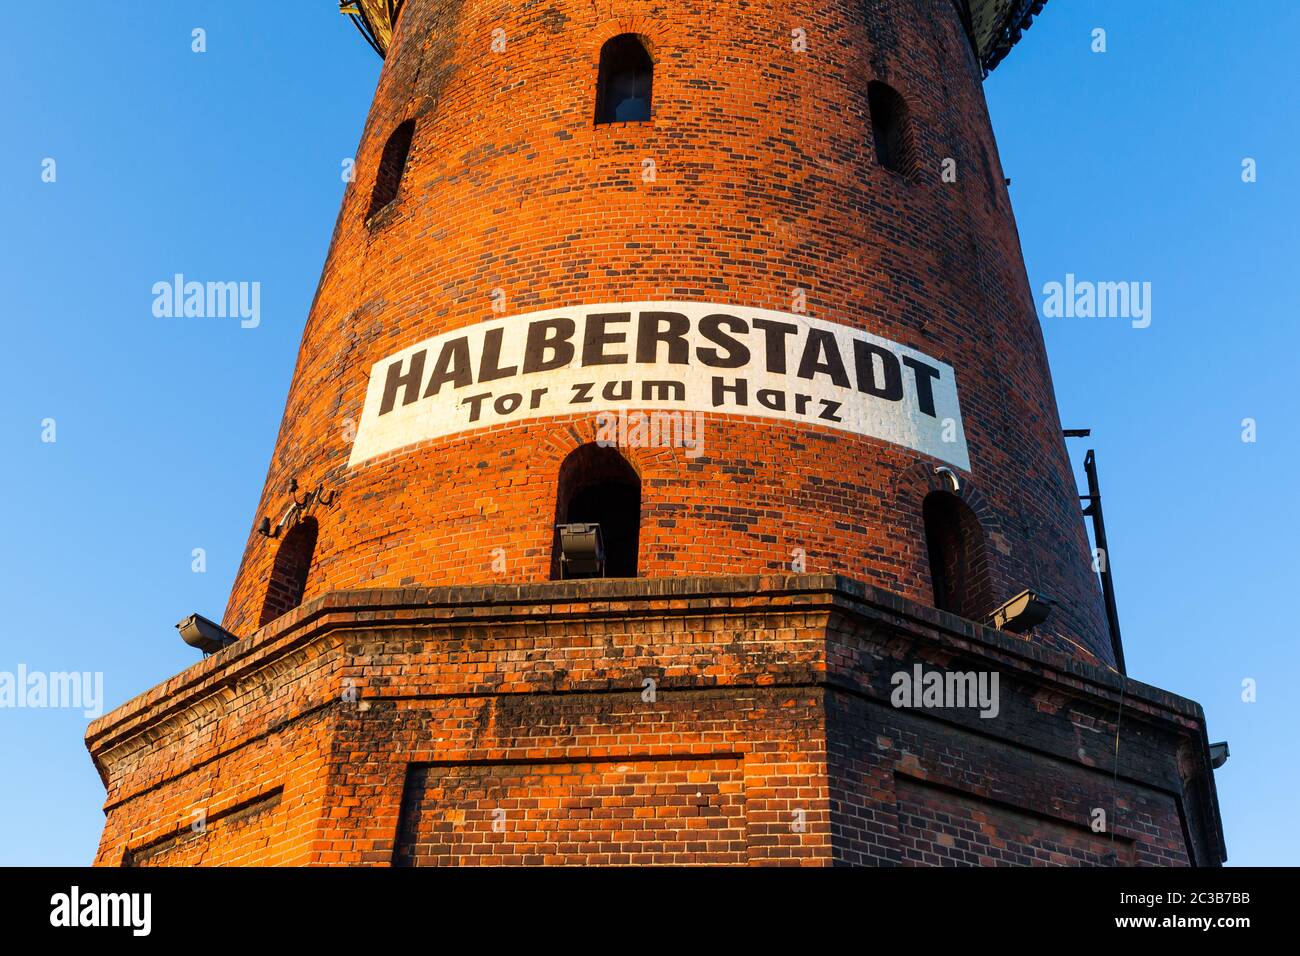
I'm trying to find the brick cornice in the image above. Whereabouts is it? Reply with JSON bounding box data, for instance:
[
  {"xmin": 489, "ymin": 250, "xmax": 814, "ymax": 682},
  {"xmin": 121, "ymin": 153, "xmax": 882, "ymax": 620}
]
[
  {"xmin": 84, "ymin": 572, "xmax": 1225, "ymax": 864},
  {"xmin": 87, "ymin": 573, "xmax": 1210, "ymax": 762}
]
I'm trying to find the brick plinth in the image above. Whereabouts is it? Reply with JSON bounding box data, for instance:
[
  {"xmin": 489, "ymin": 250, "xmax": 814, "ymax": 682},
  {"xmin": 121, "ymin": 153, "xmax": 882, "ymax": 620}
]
[{"xmin": 86, "ymin": 576, "xmax": 1225, "ymax": 866}]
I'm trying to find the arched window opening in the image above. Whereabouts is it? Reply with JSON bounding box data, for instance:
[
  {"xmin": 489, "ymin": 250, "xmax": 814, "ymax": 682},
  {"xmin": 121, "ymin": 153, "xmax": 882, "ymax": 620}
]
[
  {"xmin": 259, "ymin": 517, "xmax": 318, "ymax": 626},
  {"xmin": 922, "ymin": 492, "xmax": 993, "ymax": 621},
  {"xmin": 867, "ymin": 80, "xmax": 915, "ymax": 177},
  {"xmin": 367, "ymin": 119, "xmax": 416, "ymax": 220},
  {"xmin": 553, "ymin": 444, "xmax": 641, "ymax": 578},
  {"xmin": 595, "ymin": 34, "xmax": 654, "ymax": 124}
]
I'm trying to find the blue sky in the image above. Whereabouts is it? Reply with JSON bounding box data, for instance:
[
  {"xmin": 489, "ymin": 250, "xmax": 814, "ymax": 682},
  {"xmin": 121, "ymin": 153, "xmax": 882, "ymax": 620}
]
[{"xmin": 1, "ymin": 2, "xmax": 1295, "ymax": 866}]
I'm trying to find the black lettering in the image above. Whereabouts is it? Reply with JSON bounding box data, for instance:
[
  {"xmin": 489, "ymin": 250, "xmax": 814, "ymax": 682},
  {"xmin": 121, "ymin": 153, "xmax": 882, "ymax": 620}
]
[
  {"xmin": 796, "ymin": 329, "xmax": 851, "ymax": 387},
  {"xmin": 582, "ymin": 312, "xmax": 630, "ymax": 366},
  {"xmin": 523, "ymin": 318, "xmax": 576, "ymax": 373},
  {"xmin": 462, "ymin": 391, "xmax": 492, "ymax": 422},
  {"xmin": 712, "ymin": 376, "xmax": 748, "ymax": 407},
  {"xmin": 696, "ymin": 314, "xmax": 750, "ymax": 368},
  {"xmin": 602, "ymin": 380, "xmax": 632, "ymax": 401},
  {"xmin": 570, "ymin": 382, "xmax": 595, "ymax": 404},
  {"xmin": 379, "ymin": 349, "xmax": 427, "ymax": 416},
  {"xmin": 635, "ymin": 311, "xmax": 690, "ymax": 364},
  {"xmin": 751, "ymin": 318, "xmax": 798, "ymax": 374},
  {"xmin": 494, "ymin": 393, "xmax": 523, "ymax": 414},
  {"xmin": 818, "ymin": 399, "xmax": 844, "ymax": 422},
  {"xmin": 478, "ymin": 327, "xmax": 518, "ymax": 382},
  {"xmin": 422, "ymin": 337, "xmax": 473, "ymax": 397},
  {"xmin": 756, "ymin": 388, "xmax": 786, "ymax": 411},
  {"xmin": 902, "ymin": 356, "xmax": 942, "ymax": 417},
  {"xmin": 852, "ymin": 340, "xmax": 903, "ymax": 400},
  {"xmin": 641, "ymin": 380, "xmax": 685, "ymax": 401}
]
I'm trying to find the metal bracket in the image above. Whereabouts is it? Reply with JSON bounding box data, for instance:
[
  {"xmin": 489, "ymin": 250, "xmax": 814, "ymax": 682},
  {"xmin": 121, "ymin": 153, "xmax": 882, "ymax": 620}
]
[{"xmin": 256, "ymin": 478, "xmax": 337, "ymax": 539}]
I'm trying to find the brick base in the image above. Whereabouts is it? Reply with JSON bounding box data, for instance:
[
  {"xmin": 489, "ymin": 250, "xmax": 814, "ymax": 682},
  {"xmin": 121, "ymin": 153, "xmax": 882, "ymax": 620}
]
[{"xmin": 85, "ymin": 576, "xmax": 1225, "ymax": 866}]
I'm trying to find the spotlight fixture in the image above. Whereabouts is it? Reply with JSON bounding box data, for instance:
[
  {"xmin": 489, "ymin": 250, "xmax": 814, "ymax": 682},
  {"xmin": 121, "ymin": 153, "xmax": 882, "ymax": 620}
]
[
  {"xmin": 556, "ymin": 523, "xmax": 605, "ymax": 579},
  {"xmin": 987, "ymin": 589, "xmax": 1055, "ymax": 634},
  {"xmin": 176, "ymin": 613, "xmax": 239, "ymax": 654},
  {"xmin": 1209, "ymin": 741, "xmax": 1230, "ymax": 769}
]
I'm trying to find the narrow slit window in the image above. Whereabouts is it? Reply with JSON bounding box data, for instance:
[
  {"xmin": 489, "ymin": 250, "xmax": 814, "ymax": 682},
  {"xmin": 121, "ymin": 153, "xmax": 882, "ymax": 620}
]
[
  {"xmin": 867, "ymin": 80, "xmax": 915, "ymax": 177},
  {"xmin": 367, "ymin": 119, "xmax": 416, "ymax": 220},
  {"xmin": 922, "ymin": 492, "xmax": 993, "ymax": 621},
  {"xmin": 259, "ymin": 517, "xmax": 318, "ymax": 626},
  {"xmin": 596, "ymin": 34, "xmax": 654, "ymax": 125}
]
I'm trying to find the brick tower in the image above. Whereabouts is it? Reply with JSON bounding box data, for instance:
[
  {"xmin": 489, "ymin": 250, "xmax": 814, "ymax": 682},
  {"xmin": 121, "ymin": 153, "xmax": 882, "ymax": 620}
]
[{"xmin": 87, "ymin": 0, "xmax": 1226, "ymax": 866}]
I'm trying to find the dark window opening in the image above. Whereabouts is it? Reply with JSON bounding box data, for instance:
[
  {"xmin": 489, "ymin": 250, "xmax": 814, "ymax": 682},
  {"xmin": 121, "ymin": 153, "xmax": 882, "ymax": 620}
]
[
  {"xmin": 596, "ymin": 34, "xmax": 654, "ymax": 124},
  {"xmin": 367, "ymin": 119, "xmax": 415, "ymax": 220},
  {"xmin": 553, "ymin": 444, "xmax": 641, "ymax": 578},
  {"xmin": 867, "ymin": 80, "xmax": 915, "ymax": 177},
  {"xmin": 259, "ymin": 517, "xmax": 318, "ymax": 626},
  {"xmin": 922, "ymin": 492, "xmax": 993, "ymax": 621}
]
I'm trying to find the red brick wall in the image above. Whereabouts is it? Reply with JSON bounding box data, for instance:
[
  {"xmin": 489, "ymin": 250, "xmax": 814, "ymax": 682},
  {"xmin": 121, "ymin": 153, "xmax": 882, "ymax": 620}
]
[
  {"xmin": 894, "ymin": 778, "xmax": 1140, "ymax": 867},
  {"xmin": 393, "ymin": 757, "xmax": 748, "ymax": 867},
  {"xmin": 220, "ymin": 0, "xmax": 1112, "ymax": 668},
  {"xmin": 89, "ymin": 581, "xmax": 1221, "ymax": 867},
  {"xmin": 825, "ymin": 690, "xmax": 1194, "ymax": 867},
  {"xmin": 93, "ymin": 711, "xmax": 333, "ymax": 867},
  {"xmin": 88, "ymin": 623, "xmax": 343, "ymax": 867}
]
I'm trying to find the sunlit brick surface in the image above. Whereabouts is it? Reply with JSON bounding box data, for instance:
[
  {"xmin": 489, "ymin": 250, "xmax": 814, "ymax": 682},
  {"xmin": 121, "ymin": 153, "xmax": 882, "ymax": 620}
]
[
  {"xmin": 88, "ymin": 580, "xmax": 1224, "ymax": 867},
  {"xmin": 219, "ymin": 0, "xmax": 1112, "ymax": 666},
  {"xmin": 86, "ymin": 2, "xmax": 1225, "ymax": 867},
  {"xmin": 394, "ymin": 757, "xmax": 749, "ymax": 866}
]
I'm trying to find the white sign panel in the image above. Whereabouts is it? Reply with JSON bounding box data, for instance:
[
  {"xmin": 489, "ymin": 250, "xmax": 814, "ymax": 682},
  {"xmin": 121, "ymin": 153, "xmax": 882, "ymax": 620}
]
[{"xmin": 348, "ymin": 301, "xmax": 970, "ymax": 470}]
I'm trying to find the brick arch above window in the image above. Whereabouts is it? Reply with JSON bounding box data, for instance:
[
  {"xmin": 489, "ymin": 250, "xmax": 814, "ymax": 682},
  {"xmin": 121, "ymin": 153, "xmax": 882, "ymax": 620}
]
[
  {"xmin": 899, "ymin": 460, "xmax": 1007, "ymax": 550},
  {"xmin": 259, "ymin": 517, "xmax": 319, "ymax": 628},
  {"xmin": 366, "ymin": 118, "xmax": 416, "ymax": 223}
]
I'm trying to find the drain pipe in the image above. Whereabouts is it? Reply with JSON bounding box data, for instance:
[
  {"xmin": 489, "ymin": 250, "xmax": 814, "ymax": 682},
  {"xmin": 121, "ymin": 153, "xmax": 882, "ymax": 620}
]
[{"xmin": 1081, "ymin": 449, "xmax": 1127, "ymax": 674}]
